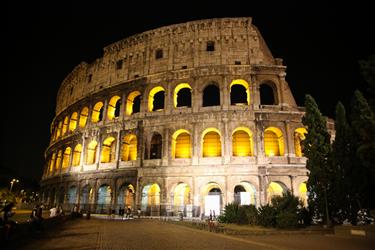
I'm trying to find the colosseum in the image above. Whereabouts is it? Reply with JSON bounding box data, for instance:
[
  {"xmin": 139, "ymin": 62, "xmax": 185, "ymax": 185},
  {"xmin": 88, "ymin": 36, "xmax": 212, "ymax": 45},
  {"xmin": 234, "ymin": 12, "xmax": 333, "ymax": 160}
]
[{"xmin": 40, "ymin": 17, "xmax": 310, "ymax": 217}]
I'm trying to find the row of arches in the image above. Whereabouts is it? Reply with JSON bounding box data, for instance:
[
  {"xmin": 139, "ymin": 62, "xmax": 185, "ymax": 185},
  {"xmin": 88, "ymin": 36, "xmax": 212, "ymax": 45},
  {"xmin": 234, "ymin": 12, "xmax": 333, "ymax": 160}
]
[
  {"xmin": 52, "ymin": 79, "xmax": 278, "ymax": 142},
  {"xmin": 47, "ymin": 127, "xmax": 307, "ymax": 174},
  {"xmin": 44, "ymin": 181, "xmax": 307, "ymax": 216}
]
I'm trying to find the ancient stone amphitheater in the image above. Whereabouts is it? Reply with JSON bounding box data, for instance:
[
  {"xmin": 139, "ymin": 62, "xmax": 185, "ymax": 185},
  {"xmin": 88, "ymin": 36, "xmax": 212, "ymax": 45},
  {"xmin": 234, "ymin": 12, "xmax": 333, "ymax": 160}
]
[{"xmin": 41, "ymin": 17, "xmax": 310, "ymax": 217}]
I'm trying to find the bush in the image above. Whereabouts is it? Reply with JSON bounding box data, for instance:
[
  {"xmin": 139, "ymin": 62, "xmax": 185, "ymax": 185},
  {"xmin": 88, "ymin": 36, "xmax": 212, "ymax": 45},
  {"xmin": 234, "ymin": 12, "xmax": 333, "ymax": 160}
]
[
  {"xmin": 218, "ymin": 203, "xmax": 239, "ymax": 223},
  {"xmin": 257, "ymin": 204, "xmax": 277, "ymax": 227},
  {"xmin": 242, "ymin": 205, "xmax": 258, "ymax": 225},
  {"xmin": 276, "ymin": 211, "xmax": 299, "ymax": 228}
]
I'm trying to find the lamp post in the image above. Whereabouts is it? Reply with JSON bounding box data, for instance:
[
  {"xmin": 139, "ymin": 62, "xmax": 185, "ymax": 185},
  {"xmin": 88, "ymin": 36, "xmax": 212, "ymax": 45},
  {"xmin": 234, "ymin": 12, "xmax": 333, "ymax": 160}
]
[{"xmin": 10, "ymin": 178, "xmax": 19, "ymax": 192}]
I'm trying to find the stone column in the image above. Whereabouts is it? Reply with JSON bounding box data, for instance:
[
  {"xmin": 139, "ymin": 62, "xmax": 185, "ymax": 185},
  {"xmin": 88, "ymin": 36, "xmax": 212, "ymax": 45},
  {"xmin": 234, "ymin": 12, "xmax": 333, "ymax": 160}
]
[
  {"xmin": 192, "ymin": 122, "xmax": 199, "ymax": 165},
  {"xmin": 115, "ymin": 131, "xmax": 121, "ymax": 168},
  {"xmin": 284, "ymin": 121, "xmax": 294, "ymax": 159},
  {"xmin": 80, "ymin": 135, "xmax": 86, "ymax": 171}
]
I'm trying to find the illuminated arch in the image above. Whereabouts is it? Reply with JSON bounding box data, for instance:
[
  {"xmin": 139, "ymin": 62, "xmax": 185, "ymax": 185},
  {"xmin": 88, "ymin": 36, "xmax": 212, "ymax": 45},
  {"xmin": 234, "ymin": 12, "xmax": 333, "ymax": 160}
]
[
  {"xmin": 202, "ymin": 128, "xmax": 221, "ymax": 157},
  {"xmin": 174, "ymin": 83, "xmax": 192, "ymax": 108},
  {"xmin": 118, "ymin": 184, "xmax": 135, "ymax": 210},
  {"xmin": 234, "ymin": 182, "xmax": 257, "ymax": 205},
  {"xmin": 62, "ymin": 116, "xmax": 69, "ymax": 136},
  {"xmin": 172, "ymin": 129, "xmax": 191, "ymax": 158},
  {"xmin": 294, "ymin": 128, "xmax": 307, "ymax": 157},
  {"xmin": 56, "ymin": 150, "xmax": 62, "ymax": 172},
  {"xmin": 264, "ymin": 127, "xmax": 284, "ymax": 156},
  {"xmin": 148, "ymin": 86, "xmax": 165, "ymax": 112},
  {"xmin": 141, "ymin": 183, "xmax": 160, "ymax": 212},
  {"xmin": 62, "ymin": 147, "xmax": 71, "ymax": 169},
  {"xmin": 126, "ymin": 91, "xmax": 141, "ymax": 116},
  {"xmin": 97, "ymin": 185, "xmax": 112, "ymax": 208},
  {"xmin": 86, "ymin": 140, "xmax": 98, "ymax": 164},
  {"xmin": 232, "ymin": 127, "xmax": 253, "ymax": 156},
  {"xmin": 92, "ymin": 102, "xmax": 104, "ymax": 123},
  {"xmin": 79, "ymin": 107, "xmax": 89, "ymax": 128},
  {"xmin": 101, "ymin": 137, "xmax": 116, "ymax": 163},
  {"xmin": 299, "ymin": 182, "xmax": 308, "ymax": 207},
  {"xmin": 72, "ymin": 144, "xmax": 82, "ymax": 166},
  {"xmin": 121, "ymin": 134, "xmax": 137, "ymax": 161},
  {"xmin": 67, "ymin": 186, "xmax": 77, "ymax": 204},
  {"xmin": 174, "ymin": 183, "xmax": 191, "ymax": 214},
  {"xmin": 107, "ymin": 95, "xmax": 121, "ymax": 120},
  {"xmin": 49, "ymin": 153, "xmax": 56, "ymax": 174},
  {"xmin": 80, "ymin": 185, "xmax": 94, "ymax": 209},
  {"xmin": 56, "ymin": 121, "xmax": 62, "ymax": 139},
  {"xmin": 230, "ymin": 79, "xmax": 250, "ymax": 105},
  {"xmin": 267, "ymin": 181, "xmax": 287, "ymax": 203},
  {"xmin": 203, "ymin": 182, "xmax": 222, "ymax": 216},
  {"xmin": 69, "ymin": 112, "xmax": 78, "ymax": 131}
]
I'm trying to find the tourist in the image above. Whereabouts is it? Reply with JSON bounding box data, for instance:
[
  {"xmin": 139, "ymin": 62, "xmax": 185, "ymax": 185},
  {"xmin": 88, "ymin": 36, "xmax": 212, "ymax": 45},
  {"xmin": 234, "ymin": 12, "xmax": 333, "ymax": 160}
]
[{"xmin": 49, "ymin": 205, "xmax": 57, "ymax": 217}]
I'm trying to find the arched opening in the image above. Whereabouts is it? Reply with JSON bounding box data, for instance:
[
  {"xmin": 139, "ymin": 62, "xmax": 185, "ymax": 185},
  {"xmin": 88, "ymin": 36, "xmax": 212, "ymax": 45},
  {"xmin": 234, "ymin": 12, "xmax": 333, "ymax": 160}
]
[
  {"xmin": 72, "ymin": 144, "xmax": 82, "ymax": 166},
  {"xmin": 69, "ymin": 112, "xmax": 78, "ymax": 131},
  {"xmin": 294, "ymin": 128, "xmax": 307, "ymax": 157},
  {"xmin": 80, "ymin": 185, "xmax": 94, "ymax": 211},
  {"xmin": 97, "ymin": 185, "xmax": 112, "ymax": 214},
  {"xmin": 49, "ymin": 153, "xmax": 56, "ymax": 174},
  {"xmin": 107, "ymin": 96, "xmax": 121, "ymax": 120},
  {"xmin": 55, "ymin": 150, "xmax": 62, "ymax": 172},
  {"xmin": 62, "ymin": 147, "xmax": 71, "ymax": 169},
  {"xmin": 150, "ymin": 133, "xmax": 162, "ymax": 159},
  {"xmin": 264, "ymin": 127, "xmax": 284, "ymax": 156},
  {"xmin": 141, "ymin": 183, "xmax": 160, "ymax": 216},
  {"xmin": 202, "ymin": 128, "xmax": 221, "ymax": 157},
  {"xmin": 299, "ymin": 182, "xmax": 308, "ymax": 207},
  {"xmin": 260, "ymin": 83, "xmax": 278, "ymax": 105},
  {"xmin": 202, "ymin": 84, "xmax": 220, "ymax": 107},
  {"xmin": 121, "ymin": 134, "xmax": 137, "ymax": 161},
  {"xmin": 62, "ymin": 116, "xmax": 69, "ymax": 136},
  {"xmin": 92, "ymin": 102, "xmax": 104, "ymax": 123},
  {"xmin": 86, "ymin": 140, "xmax": 97, "ymax": 164},
  {"xmin": 267, "ymin": 181, "xmax": 287, "ymax": 203},
  {"xmin": 230, "ymin": 79, "xmax": 250, "ymax": 105},
  {"xmin": 172, "ymin": 129, "xmax": 191, "ymax": 158},
  {"xmin": 67, "ymin": 186, "xmax": 77, "ymax": 204},
  {"xmin": 233, "ymin": 182, "xmax": 257, "ymax": 206},
  {"xmin": 232, "ymin": 127, "xmax": 253, "ymax": 156},
  {"xmin": 173, "ymin": 183, "xmax": 191, "ymax": 216},
  {"xmin": 126, "ymin": 91, "xmax": 141, "ymax": 115},
  {"xmin": 148, "ymin": 86, "xmax": 165, "ymax": 112},
  {"xmin": 79, "ymin": 107, "xmax": 89, "ymax": 128},
  {"xmin": 117, "ymin": 184, "xmax": 135, "ymax": 211},
  {"xmin": 56, "ymin": 121, "xmax": 62, "ymax": 139},
  {"xmin": 174, "ymin": 83, "xmax": 192, "ymax": 108},
  {"xmin": 203, "ymin": 183, "xmax": 222, "ymax": 216},
  {"xmin": 101, "ymin": 137, "xmax": 116, "ymax": 163}
]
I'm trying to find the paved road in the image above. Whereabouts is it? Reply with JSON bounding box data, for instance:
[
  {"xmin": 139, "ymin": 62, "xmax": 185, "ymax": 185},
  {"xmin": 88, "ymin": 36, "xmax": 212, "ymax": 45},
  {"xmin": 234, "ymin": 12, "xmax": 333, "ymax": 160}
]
[{"xmin": 18, "ymin": 219, "xmax": 374, "ymax": 250}]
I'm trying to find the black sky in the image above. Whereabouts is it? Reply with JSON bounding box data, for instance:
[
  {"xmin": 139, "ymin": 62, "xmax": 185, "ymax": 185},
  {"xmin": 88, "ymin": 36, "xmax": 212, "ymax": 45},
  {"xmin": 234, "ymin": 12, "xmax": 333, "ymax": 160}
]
[{"xmin": 3, "ymin": 1, "xmax": 374, "ymax": 188}]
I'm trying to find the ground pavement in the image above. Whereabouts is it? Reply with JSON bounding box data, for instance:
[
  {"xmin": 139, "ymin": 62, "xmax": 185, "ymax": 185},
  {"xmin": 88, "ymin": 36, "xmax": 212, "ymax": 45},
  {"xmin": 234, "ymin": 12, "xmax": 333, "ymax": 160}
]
[{"xmin": 15, "ymin": 218, "xmax": 375, "ymax": 250}]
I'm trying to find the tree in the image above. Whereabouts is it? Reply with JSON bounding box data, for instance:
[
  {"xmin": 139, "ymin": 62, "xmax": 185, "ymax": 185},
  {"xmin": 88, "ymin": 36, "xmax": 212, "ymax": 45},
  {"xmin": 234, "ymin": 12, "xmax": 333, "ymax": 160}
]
[
  {"xmin": 359, "ymin": 55, "xmax": 375, "ymax": 111},
  {"xmin": 350, "ymin": 90, "xmax": 375, "ymax": 213},
  {"xmin": 302, "ymin": 94, "xmax": 333, "ymax": 226}
]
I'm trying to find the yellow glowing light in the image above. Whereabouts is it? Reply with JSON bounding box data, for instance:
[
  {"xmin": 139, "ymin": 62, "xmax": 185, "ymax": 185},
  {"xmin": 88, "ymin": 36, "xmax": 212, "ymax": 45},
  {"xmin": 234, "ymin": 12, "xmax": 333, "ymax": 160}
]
[
  {"xmin": 69, "ymin": 112, "xmax": 78, "ymax": 131},
  {"xmin": 56, "ymin": 150, "xmax": 62, "ymax": 172},
  {"xmin": 56, "ymin": 121, "xmax": 62, "ymax": 139},
  {"xmin": 126, "ymin": 91, "xmax": 141, "ymax": 116},
  {"xmin": 232, "ymin": 127, "xmax": 253, "ymax": 156},
  {"xmin": 101, "ymin": 137, "xmax": 116, "ymax": 163},
  {"xmin": 72, "ymin": 144, "xmax": 82, "ymax": 166},
  {"xmin": 79, "ymin": 107, "xmax": 89, "ymax": 128},
  {"xmin": 173, "ymin": 83, "xmax": 192, "ymax": 108},
  {"xmin": 148, "ymin": 86, "xmax": 165, "ymax": 112},
  {"xmin": 172, "ymin": 129, "xmax": 191, "ymax": 158},
  {"xmin": 264, "ymin": 127, "xmax": 284, "ymax": 156},
  {"xmin": 121, "ymin": 134, "xmax": 137, "ymax": 161},
  {"xmin": 92, "ymin": 102, "xmax": 104, "ymax": 123},
  {"xmin": 107, "ymin": 96, "xmax": 121, "ymax": 120},
  {"xmin": 62, "ymin": 147, "xmax": 71, "ymax": 169},
  {"xmin": 294, "ymin": 128, "xmax": 307, "ymax": 157},
  {"xmin": 299, "ymin": 182, "xmax": 308, "ymax": 207},
  {"xmin": 49, "ymin": 153, "xmax": 56, "ymax": 174},
  {"xmin": 230, "ymin": 79, "xmax": 250, "ymax": 105},
  {"xmin": 174, "ymin": 183, "xmax": 191, "ymax": 207},
  {"xmin": 62, "ymin": 116, "xmax": 69, "ymax": 136},
  {"xmin": 86, "ymin": 140, "xmax": 98, "ymax": 164},
  {"xmin": 148, "ymin": 183, "xmax": 160, "ymax": 205},
  {"xmin": 202, "ymin": 128, "xmax": 221, "ymax": 157},
  {"xmin": 267, "ymin": 182, "xmax": 285, "ymax": 202}
]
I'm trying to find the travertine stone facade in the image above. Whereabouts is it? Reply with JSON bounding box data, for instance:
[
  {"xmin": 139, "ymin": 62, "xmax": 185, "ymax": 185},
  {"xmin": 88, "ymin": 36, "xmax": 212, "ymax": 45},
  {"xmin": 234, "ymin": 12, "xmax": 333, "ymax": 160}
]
[{"xmin": 41, "ymin": 17, "xmax": 310, "ymax": 217}]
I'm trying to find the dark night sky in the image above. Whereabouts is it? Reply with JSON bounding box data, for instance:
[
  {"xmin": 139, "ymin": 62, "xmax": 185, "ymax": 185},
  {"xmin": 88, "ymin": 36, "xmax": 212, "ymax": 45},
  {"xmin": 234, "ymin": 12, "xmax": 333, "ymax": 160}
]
[{"xmin": 3, "ymin": 1, "xmax": 374, "ymax": 188}]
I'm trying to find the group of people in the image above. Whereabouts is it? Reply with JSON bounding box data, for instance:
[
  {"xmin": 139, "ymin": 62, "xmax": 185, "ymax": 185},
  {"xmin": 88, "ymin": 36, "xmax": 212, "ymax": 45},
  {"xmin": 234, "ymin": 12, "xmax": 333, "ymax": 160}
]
[
  {"xmin": 1, "ymin": 202, "xmax": 17, "ymax": 240},
  {"xmin": 118, "ymin": 207, "xmax": 133, "ymax": 219}
]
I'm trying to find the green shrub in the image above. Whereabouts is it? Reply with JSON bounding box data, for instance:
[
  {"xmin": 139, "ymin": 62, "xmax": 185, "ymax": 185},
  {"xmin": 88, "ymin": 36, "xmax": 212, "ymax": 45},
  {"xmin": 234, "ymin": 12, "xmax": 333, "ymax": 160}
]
[
  {"xmin": 242, "ymin": 205, "xmax": 258, "ymax": 225},
  {"xmin": 276, "ymin": 211, "xmax": 299, "ymax": 228},
  {"xmin": 218, "ymin": 203, "xmax": 239, "ymax": 223},
  {"xmin": 257, "ymin": 204, "xmax": 277, "ymax": 227}
]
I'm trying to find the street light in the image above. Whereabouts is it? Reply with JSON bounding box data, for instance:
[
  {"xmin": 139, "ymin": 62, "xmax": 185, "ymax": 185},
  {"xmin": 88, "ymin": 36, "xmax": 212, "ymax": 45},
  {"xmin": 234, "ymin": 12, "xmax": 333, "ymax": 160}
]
[{"xmin": 10, "ymin": 178, "xmax": 19, "ymax": 192}]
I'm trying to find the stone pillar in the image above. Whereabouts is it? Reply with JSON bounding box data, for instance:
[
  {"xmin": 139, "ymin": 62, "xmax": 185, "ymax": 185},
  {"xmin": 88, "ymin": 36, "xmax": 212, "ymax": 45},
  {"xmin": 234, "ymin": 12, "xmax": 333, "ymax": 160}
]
[
  {"xmin": 222, "ymin": 76, "xmax": 229, "ymax": 110},
  {"xmin": 80, "ymin": 135, "xmax": 86, "ymax": 171},
  {"xmin": 284, "ymin": 121, "xmax": 294, "ymax": 158},
  {"xmin": 223, "ymin": 118, "xmax": 230, "ymax": 164},
  {"xmin": 192, "ymin": 122, "xmax": 199, "ymax": 165},
  {"xmin": 162, "ymin": 127, "xmax": 169, "ymax": 165},
  {"xmin": 115, "ymin": 131, "xmax": 121, "ymax": 168}
]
